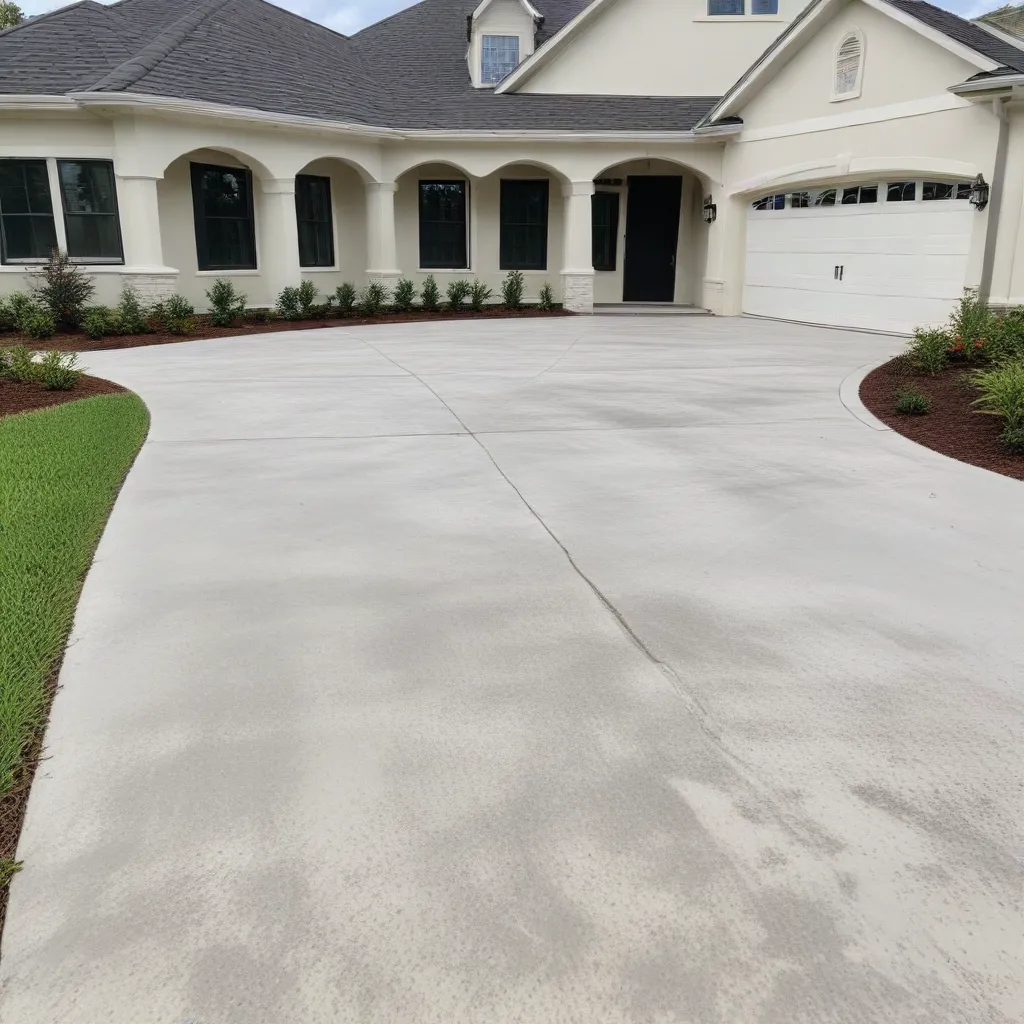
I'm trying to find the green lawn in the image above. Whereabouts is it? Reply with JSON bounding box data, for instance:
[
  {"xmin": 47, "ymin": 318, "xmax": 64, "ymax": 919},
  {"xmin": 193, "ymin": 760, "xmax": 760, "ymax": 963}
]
[{"xmin": 0, "ymin": 393, "xmax": 148, "ymax": 880}]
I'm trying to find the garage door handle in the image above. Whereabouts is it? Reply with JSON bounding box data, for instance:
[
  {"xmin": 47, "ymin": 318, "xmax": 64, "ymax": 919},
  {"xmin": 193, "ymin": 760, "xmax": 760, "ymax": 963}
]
[{"xmin": 834, "ymin": 264, "xmax": 844, "ymax": 281}]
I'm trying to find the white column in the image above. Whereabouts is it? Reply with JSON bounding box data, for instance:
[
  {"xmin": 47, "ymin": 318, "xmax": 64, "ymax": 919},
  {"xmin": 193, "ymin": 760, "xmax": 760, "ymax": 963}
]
[
  {"xmin": 365, "ymin": 181, "xmax": 401, "ymax": 287},
  {"xmin": 561, "ymin": 180, "xmax": 595, "ymax": 313},
  {"xmin": 114, "ymin": 174, "xmax": 178, "ymax": 302},
  {"xmin": 701, "ymin": 192, "xmax": 746, "ymax": 316},
  {"xmin": 260, "ymin": 177, "xmax": 302, "ymax": 299}
]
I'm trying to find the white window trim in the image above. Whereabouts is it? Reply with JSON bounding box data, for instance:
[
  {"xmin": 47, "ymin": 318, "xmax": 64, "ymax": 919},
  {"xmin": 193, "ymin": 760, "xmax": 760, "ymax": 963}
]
[
  {"xmin": 832, "ymin": 29, "xmax": 865, "ymax": 102},
  {"xmin": 480, "ymin": 34, "xmax": 521, "ymax": 87}
]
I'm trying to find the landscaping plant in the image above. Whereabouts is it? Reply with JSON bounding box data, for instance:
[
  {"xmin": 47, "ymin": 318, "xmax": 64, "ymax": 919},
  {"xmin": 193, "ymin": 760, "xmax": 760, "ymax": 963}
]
[
  {"xmin": 908, "ymin": 328, "xmax": 950, "ymax": 375},
  {"xmin": 0, "ymin": 297, "xmax": 14, "ymax": 332},
  {"xmin": 206, "ymin": 279, "xmax": 247, "ymax": 326},
  {"xmin": 116, "ymin": 284, "xmax": 149, "ymax": 335},
  {"xmin": 985, "ymin": 309, "xmax": 1024, "ymax": 365},
  {"xmin": 393, "ymin": 278, "xmax": 417, "ymax": 312},
  {"xmin": 446, "ymin": 279, "xmax": 471, "ymax": 311},
  {"xmin": 469, "ymin": 280, "xmax": 492, "ymax": 312},
  {"xmin": 538, "ymin": 283, "xmax": 555, "ymax": 311},
  {"xmin": 1000, "ymin": 424, "xmax": 1024, "ymax": 454},
  {"xmin": 2, "ymin": 346, "xmax": 38, "ymax": 383},
  {"xmin": 894, "ymin": 386, "xmax": 931, "ymax": 415},
  {"xmin": 276, "ymin": 286, "xmax": 303, "ymax": 321},
  {"xmin": 359, "ymin": 281, "xmax": 390, "ymax": 316},
  {"xmin": 82, "ymin": 305, "xmax": 118, "ymax": 339},
  {"xmin": 159, "ymin": 294, "xmax": 197, "ymax": 335},
  {"xmin": 947, "ymin": 289, "xmax": 992, "ymax": 361},
  {"xmin": 29, "ymin": 249, "xmax": 94, "ymax": 329},
  {"xmin": 37, "ymin": 350, "xmax": 82, "ymax": 391},
  {"xmin": 501, "ymin": 270, "xmax": 524, "ymax": 310},
  {"xmin": 334, "ymin": 283, "xmax": 358, "ymax": 314},
  {"xmin": 20, "ymin": 308, "xmax": 56, "ymax": 341},
  {"xmin": 972, "ymin": 360, "xmax": 1024, "ymax": 437},
  {"xmin": 6, "ymin": 292, "xmax": 37, "ymax": 333},
  {"xmin": 420, "ymin": 275, "xmax": 441, "ymax": 312}
]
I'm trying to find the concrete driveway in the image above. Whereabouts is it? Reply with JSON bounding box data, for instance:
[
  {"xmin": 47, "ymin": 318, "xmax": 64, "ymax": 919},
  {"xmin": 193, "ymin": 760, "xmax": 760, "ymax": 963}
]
[{"xmin": 2, "ymin": 316, "xmax": 1022, "ymax": 1024}]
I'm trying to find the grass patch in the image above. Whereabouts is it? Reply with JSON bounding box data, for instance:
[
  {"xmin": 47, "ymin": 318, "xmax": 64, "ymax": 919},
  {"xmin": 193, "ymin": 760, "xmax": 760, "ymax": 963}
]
[{"xmin": 0, "ymin": 393, "xmax": 148, "ymax": 903}]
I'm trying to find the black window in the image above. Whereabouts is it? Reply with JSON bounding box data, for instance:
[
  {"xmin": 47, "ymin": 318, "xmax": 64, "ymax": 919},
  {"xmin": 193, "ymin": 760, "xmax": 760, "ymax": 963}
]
[
  {"xmin": 592, "ymin": 190, "xmax": 619, "ymax": 272},
  {"xmin": 708, "ymin": 0, "xmax": 743, "ymax": 12},
  {"xmin": 0, "ymin": 159, "xmax": 58, "ymax": 263},
  {"xmin": 190, "ymin": 162, "xmax": 256, "ymax": 271},
  {"xmin": 841, "ymin": 185, "xmax": 877, "ymax": 205},
  {"xmin": 296, "ymin": 174, "xmax": 334, "ymax": 268},
  {"xmin": 887, "ymin": 181, "xmax": 916, "ymax": 202},
  {"xmin": 751, "ymin": 0, "xmax": 778, "ymax": 10},
  {"xmin": 813, "ymin": 189, "xmax": 837, "ymax": 207},
  {"xmin": 419, "ymin": 180, "xmax": 467, "ymax": 269},
  {"xmin": 752, "ymin": 194, "xmax": 786, "ymax": 210},
  {"xmin": 500, "ymin": 180, "xmax": 549, "ymax": 270},
  {"xmin": 58, "ymin": 160, "xmax": 123, "ymax": 262}
]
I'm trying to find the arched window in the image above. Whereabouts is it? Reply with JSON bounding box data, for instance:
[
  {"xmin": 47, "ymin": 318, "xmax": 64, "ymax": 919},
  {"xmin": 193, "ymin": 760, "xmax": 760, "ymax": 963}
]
[{"xmin": 834, "ymin": 31, "xmax": 864, "ymax": 100}]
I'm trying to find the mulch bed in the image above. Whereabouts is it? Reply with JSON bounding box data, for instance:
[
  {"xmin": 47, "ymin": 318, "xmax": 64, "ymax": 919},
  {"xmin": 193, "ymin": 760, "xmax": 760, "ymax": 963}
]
[
  {"xmin": 8, "ymin": 307, "xmax": 574, "ymax": 354},
  {"xmin": 860, "ymin": 355, "xmax": 1024, "ymax": 481},
  {"xmin": 0, "ymin": 374, "xmax": 124, "ymax": 420}
]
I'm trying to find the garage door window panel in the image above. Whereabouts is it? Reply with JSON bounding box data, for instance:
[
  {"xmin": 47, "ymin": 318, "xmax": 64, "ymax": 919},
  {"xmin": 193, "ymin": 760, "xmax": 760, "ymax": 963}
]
[
  {"xmin": 842, "ymin": 185, "xmax": 877, "ymax": 205},
  {"xmin": 923, "ymin": 181, "xmax": 973, "ymax": 202},
  {"xmin": 887, "ymin": 181, "xmax": 917, "ymax": 202}
]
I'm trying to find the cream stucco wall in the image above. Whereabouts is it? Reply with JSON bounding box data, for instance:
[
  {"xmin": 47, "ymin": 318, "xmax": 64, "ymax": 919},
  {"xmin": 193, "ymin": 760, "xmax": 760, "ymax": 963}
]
[{"xmin": 518, "ymin": 0, "xmax": 801, "ymax": 96}]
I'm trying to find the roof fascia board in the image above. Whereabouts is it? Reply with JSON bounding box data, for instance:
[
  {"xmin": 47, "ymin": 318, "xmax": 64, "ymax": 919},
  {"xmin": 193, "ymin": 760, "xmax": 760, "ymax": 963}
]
[
  {"xmin": 495, "ymin": 0, "xmax": 620, "ymax": 94},
  {"xmin": 950, "ymin": 74, "xmax": 1024, "ymax": 94},
  {"xmin": 0, "ymin": 95, "xmax": 80, "ymax": 110},
  {"xmin": 703, "ymin": 0, "xmax": 998, "ymax": 125},
  {"xmin": 65, "ymin": 91, "xmax": 707, "ymax": 142}
]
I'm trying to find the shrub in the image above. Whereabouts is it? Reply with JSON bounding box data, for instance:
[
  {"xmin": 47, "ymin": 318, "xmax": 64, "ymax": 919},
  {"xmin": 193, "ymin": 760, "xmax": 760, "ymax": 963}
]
[
  {"xmin": 446, "ymin": 279, "xmax": 471, "ymax": 311},
  {"xmin": 1001, "ymin": 424, "xmax": 1024, "ymax": 454},
  {"xmin": 3, "ymin": 346, "xmax": 40, "ymax": 383},
  {"xmin": 948, "ymin": 289, "xmax": 993, "ymax": 361},
  {"xmin": 0, "ymin": 297, "xmax": 14, "ymax": 332},
  {"xmin": 21, "ymin": 309, "xmax": 55, "ymax": 340},
  {"xmin": 276, "ymin": 286, "xmax": 302, "ymax": 321},
  {"xmin": 334, "ymin": 283, "xmax": 358, "ymax": 314},
  {"xmin": 985, "ymin": 310, "xmax": 1024, "ymax": 365},
  {"xmin": 117, "ymin": 284, "xmax": 149, "ymax": 335},
  {"xmin": 469, "ymin": 280, "xmax": 493, "ymax": 312},
  {"xmin": 244, "ymin": 307, "xmax": 274, "ymax": 325},
  {"xmin": 501, "ymin": 270, "xmax": 524, "ymax": 310},
  {"xmin": 37, "ymin": 350, "xmax": 82, "ymax": 391},
  {"xmin": 82, "ymin": 305, "xmax": 118, "ymax": 339},
  {"xmin": 29, "ymin": 249, "xmax": 94, "ymax": 329},
  {"xmin": 160, "ymin": 294, "xmax": 196, "ymax": 335},
  {"xmin": 359, "ymin": 281, "xmax": 390, "ymax": 316},
  {"xmin": 537, "ymin": 283, "xmax": 555, "ymax": 311},
  {"xmin": 972, "ymin": 360, "xmax": 1024, "ymax": 429},
  {"xmin": 894, "ymin": 386, "xmax": 930, "ymax": 415},
  {"xmin": 7, "ymin": 292, "xmax": 36, "ymax": 330},
  {"xmin": 206, "ymin": 279, "xmax": 247, "ymax": 327},
  {"xmin": 393, "ymin": 278, "xmax": 417, "ymax": 312},
  {"xmin": 420, "ymin": 275, "xmax": 441, "ymax": 312},
  {"xmin": 908, "ymin": 328, "xmax": 950, "ymax": 375},
  {"xmin": 307, "ymin": 303, "xmax": 333, "ymax": 319}
]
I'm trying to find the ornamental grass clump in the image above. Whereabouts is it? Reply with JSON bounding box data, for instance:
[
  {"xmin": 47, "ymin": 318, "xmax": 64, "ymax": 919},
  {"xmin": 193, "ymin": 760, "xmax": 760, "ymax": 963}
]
[
  {"xmin": 893, "ymin": 386, "xmax": 930, "ymax": 415},
  {"xmin": 972, "ymin": 361, "xmax": 1024, "ymax": 442}
]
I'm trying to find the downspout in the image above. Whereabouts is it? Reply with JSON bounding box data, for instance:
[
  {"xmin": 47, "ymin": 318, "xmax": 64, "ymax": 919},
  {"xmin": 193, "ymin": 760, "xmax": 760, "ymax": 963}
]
[{"xmin": 978, "ymin": 95, "xmax": 1011, "ymax": 304}]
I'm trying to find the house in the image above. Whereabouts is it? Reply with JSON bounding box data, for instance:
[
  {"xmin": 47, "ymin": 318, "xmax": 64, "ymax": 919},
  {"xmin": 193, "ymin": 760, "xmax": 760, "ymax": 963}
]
[{"xmin": 1, "ymin": 0, "xmax": 1024, "ymax": 333}]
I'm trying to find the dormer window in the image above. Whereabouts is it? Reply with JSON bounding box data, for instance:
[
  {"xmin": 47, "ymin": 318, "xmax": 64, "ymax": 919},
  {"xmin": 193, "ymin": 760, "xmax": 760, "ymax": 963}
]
[
  {"xmin": 833, "ymin": 30, "xmax": 864, "ymax": 100},
  {"xmin": 707, "ymin": 0, "xmax": 778, "ymax": 14},
  {"xmin": 482, "ymin": 35, "xmax": 520, "ymax": 84}
]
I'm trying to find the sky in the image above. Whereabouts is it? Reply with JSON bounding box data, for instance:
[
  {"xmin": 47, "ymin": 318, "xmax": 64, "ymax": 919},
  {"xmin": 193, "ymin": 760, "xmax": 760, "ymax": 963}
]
[{"xmin": 14, "ymin": 0, "xmax": 999, "ymax": 36}]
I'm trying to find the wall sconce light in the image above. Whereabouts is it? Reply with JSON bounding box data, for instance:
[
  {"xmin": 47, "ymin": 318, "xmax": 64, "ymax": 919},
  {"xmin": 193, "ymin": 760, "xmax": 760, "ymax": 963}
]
[
  {"xmin": 702, "ymin": 196, "xmax": 717, "ymax": 224},
  {"xmin": 969, "ymin": 174, "xmax": 990, "ymax": 211}
]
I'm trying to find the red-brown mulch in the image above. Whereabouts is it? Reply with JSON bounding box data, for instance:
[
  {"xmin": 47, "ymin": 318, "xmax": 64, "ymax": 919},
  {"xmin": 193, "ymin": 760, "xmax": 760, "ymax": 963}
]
[
  {"xmin": 860, "ymin": 355, "xmax": 1024, "ymax": 481},
  {"xmin": 10, "ymin": 307, "xmax": 574, "ymax": 354},
  {"xmin": 0, "ymin": 374, "xmax": 124, "ymax": 420}
]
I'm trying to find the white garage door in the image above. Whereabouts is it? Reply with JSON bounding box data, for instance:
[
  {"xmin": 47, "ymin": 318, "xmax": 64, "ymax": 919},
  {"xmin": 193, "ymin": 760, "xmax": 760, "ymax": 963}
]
[{"xmin": 743, "ymin": 181, "xmax": 976, "ymax": 334}]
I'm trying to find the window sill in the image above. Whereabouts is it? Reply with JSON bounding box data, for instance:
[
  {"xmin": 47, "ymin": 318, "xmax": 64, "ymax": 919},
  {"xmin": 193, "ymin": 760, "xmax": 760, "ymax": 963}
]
[
  {"xmin": 301, "ymin": 267, "xmax": 340, "ymax": 273},
  {"xmin": 692, "ymin": 15, "xmax": 785, "ymax": 20},
  {"xmin": 498, "ymin": 268, "xmax": 549, "ymax": 274},
  {"xmin": 1, "ymin": 260, "xmax": 124, "ymax": 271},
  {"xmin": 419, "ymin": 268, "xmax": 473, "ymax": 274},
  {"xmin": 829, "ymin": 92, "xmax": 861, "ymax": 103},
  {"xmin": 195, "ymin": 269, "xmax": 260, "ymax": 276}
]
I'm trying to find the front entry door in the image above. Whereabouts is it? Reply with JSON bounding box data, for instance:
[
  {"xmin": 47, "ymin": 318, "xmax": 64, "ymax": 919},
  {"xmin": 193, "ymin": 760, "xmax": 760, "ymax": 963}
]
[{"xmin": 622, "ymin": 176, "xmax": 683, "ymax": 302}]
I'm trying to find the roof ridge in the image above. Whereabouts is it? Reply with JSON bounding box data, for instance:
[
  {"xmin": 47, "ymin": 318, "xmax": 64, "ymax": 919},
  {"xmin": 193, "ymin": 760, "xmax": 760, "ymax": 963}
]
[
  {"xmin": 0, "ymin": 0, "xmax": 103, "ymax": 39},
  {"xmin": 87, "ymin": 0, "xmax": 234, "ymax": 93},
  {"xmin": 350, "ymin": 0, "xmax": 431, "ymax": 39}
]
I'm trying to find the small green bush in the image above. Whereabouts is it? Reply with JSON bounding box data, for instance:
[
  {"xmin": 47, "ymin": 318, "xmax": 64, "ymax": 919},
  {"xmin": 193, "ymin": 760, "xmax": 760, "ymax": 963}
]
[
  {"xmin": 393, "ymin": 278, "xmax": 417, "ymax": 312},
  {"xmin": 972, "ymin": 360, "xmax": 1024, "ymax": 429},
  {"xmin": 948, "ymin": 289, "xmax": 993, "ymax": 361},
  {"xmin": 537, "ymin": 283, "xmax": 555, "ymax": 311},
  {"xmin": 0, "ymin": 297, "xmax": 15, "ymax": 332},
  {"xmin": 283, "ymin": 279, "xmax": 320, "ymax": 319},
  {"xmin": 7, "ymin": 292, "xmax": 36, "ymax": 331},
  {"xmin": 21, "ymin": 309, "xmax": 55, "ymax": 340},
  {"xmin": 206, "ymin": 279, "xmax": 247, "ymax": 327},
  {"xmin": 501, "ymin": 270, "xmax": 524, "ymax": 310},
  {"xmin": 116, "ymin": 284, "xmax": 148, "ymax": 335},
  {"xmin": 985, "ymin": 310, "xmax": 1024, "ymax": 365},
  {"xmin": 276, "ymin": 286, "xmax": 302, "ymax": 321},
  {"xmin": 446, "ymin": 279, "xmax": 471, "ymax": 311},
  {"xmin": 3, "ymin": 346, "xmax": 40, "ymax": 383},
  {"xmin": 307, "ymin": 303, "xmax": 333, "ymax": 319},
  {"xmin": 894, "ymin": 386, "xmax": 931, "ymax": 415},
  {"xmin": 244, "ymin": 307, "xmax": 274, "ymax": 325},
  {"xmin": 160, "ymin": 294, "xmax": 196, "ymax": 335},
  {"xmin": 469, "ymin": 280, "xmax": 492, "ymax": 312},
  {"xmin": 29, "ymin": 249, "xmax": 95, "ymax": 329},
  {"xmin": 1000, "ymin": 424, "xmax": 1024, "ymax": 454},
  {"xmin": 420, "ymin": 275, "xmax": 440, "ymax": 312},
  {"xmin": 82, "ymin": 305, "xmax": 118, "ymax": 339},
  {"xmin": 334, "ymin": 282, "xmax": 358, "ymax": 314},
  {"xmin": 359, "ymin": 281, "xmax": 390, "ymax": 317},
  {"xmin": 908, "ymin": 328, "xmax": 950, "ymax": 375},
  {"xmin": 37, "ymin": 350, "xmax": 82, "ymax": 391}
]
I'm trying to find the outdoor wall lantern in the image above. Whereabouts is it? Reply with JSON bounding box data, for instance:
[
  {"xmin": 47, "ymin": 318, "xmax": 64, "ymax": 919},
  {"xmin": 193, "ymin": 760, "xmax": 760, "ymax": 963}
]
[
  {"xmin": 702, "ymin": 196, "xmax": 717, "ymax": 224},
  {"xmin": 969, "ymin": 174, "xmax": 990, "ymax": 211}
]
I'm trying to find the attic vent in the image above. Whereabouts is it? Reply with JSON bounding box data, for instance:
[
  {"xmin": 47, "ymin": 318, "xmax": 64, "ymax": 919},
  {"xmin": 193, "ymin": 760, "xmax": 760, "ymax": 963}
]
[{"xmin": 834, "ymin": 31, "xmax": 864, "ymax": 99}]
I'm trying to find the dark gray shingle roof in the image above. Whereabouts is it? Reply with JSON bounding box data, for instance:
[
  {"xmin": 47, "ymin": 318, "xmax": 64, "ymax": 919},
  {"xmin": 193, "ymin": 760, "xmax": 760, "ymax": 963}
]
[{"xmin": 0, "ymin": 0, "xmax": 712, "ymax": 130}]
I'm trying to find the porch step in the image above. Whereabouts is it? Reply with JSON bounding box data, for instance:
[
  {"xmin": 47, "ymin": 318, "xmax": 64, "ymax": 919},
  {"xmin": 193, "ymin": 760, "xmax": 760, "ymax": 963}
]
[{"xmin": 593, "ymin": 303, "xmax": 711, "ymax": 316}]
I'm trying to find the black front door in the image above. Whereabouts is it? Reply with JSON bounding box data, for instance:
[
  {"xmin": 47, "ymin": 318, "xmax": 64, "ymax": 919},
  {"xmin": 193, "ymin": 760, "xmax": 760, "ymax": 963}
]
[{"xmin": 622, "ymin": 176, "xmax": 682, "ymax": 302}]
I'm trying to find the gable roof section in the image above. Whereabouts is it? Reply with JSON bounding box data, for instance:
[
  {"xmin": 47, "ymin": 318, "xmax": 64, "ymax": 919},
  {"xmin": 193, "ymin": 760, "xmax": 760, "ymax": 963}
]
[
  {"xmin": 0, "ymin": 0, "xmax": 715, "ymax": 132},
  {"xmin": 698, "ymin": 0, "xmax": 1019, "ymax": 128}
]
